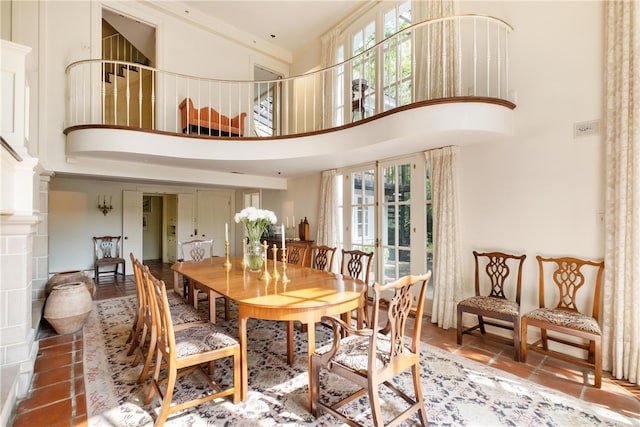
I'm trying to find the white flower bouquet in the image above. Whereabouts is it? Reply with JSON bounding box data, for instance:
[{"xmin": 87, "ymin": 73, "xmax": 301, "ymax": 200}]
[{"xmin": 234, "ymin": 207, "xmax": 277, "ymax": 242}]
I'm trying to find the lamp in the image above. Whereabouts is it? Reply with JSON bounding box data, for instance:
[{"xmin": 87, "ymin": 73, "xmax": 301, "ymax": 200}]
[{"xmin": 98, "ymin": 195, "xmax": 113, "ymax": 216}]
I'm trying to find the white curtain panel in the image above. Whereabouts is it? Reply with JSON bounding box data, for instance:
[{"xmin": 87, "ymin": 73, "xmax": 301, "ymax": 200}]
[
  {"xmin": 425, "ymin": 146, "xmax": 463, "ymax": 329},
  {"xmin": 602, "ymin": 0, "xmax": 640, "ymax": 384},
  {"xmin": 320, "ymin": 28, "xmax": 340, "ymax": 128},
  {"xmin": 413, "ymin": 0, "xmax": 457, "ymax": 101},
  {"xmin": 316, "ymin": 169, "xmax": 338, "ymax": 249}
]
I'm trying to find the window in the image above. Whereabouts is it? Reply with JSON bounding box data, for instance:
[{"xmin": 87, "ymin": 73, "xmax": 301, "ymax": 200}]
[
  {"xmin": 380, "ymin": 161, "xmax": 412, "ymax": 283},
  {"xmin": 338, "ymin": 153, "xmax": 434, "ymax": 313},
  {"xmin": 351, "ymin": 20, "xmax": 376, "ymax": 120},
  {"xmin": 382, "ymin": 2, "xmax": 412, "ymax": 111}
]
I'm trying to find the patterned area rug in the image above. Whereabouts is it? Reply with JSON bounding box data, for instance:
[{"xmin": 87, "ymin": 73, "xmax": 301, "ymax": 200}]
[{"xmin": 85, "ymin": 296, "xmax": 637, "ymax": 426}]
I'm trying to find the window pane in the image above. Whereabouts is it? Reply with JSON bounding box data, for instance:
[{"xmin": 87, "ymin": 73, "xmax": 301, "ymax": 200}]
[
  {"xmin": 383, "ymin": 166, "xmax": 395, "ymax": 202},
  {"xmin": 398, "ymin": 164, "xmax": 411, "ymax": 201},
  {"xmin": 384, "ymin": 248, "xmax": 396, "ymax": 283},
  {"xmin": 385, "ymin": 205, "xmax": 395, "ymax": 245},
  {"xmin": 399, "ymin": 249, "xmax": 411, "ymax": 277},
  {"xmin": 399, "ymin": 204, "xmax": 410, "ymax": 247}
]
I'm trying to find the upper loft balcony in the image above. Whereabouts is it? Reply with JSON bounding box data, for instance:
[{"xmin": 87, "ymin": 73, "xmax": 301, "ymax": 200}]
[{"xmin": 64, "ymin": 15, "xmax": 516, "ymax": 178}]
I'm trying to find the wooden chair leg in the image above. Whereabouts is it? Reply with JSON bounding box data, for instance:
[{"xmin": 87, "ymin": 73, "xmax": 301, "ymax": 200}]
[
  {"xmin": 478, "ymin": 315, "xmax": 486, "ymax": 334},
  {"xmin": 594, "ymin": 337, "xmax": 602, "ymax": 388},
  {"xmin": 369, "ymin": 386, "xmax": 384, "ymax": 426},
  {"xmin": 286, "ymin": 321, "xmax": 294, "ymax": 365},
  {"xmin": 412, "ymin": 364, "xmax": 428, "ymax": 426},
  {"xmin": 137, "ymin": 327, "xmax": 156, "ymax": 383},
  {"xmin": 456, "ymin": 307, "xmax": 463, "ymax": 344},
  {"xmin": 512, "ymin": 317, "xmax": 521, "ymax": 362},
  {"xmin": 520, "ymin": 319, "xmax": 528, "ymax": 363}
]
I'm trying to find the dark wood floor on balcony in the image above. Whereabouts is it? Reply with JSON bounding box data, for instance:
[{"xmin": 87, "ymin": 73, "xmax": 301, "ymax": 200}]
[{"xmin": 11, "ymin": 260, "xmax": 640, "ymax": 426}]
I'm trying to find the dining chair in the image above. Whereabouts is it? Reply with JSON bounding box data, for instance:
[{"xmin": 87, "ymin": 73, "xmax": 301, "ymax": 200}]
[
  {"xmin": 310, "ymin": 245, "xmax": 337, "ymax": 272},
  {"xmin": 286, "ymin": 241, "xmax": 310, "ymax": 266},
  {"xmin": 311, "ymin": 272, "xmax": 432, "ymax": 426},
  {"xmin": 128, "ymin": 256, "xmax": 206, "ymax": 384},
  {"xmin": 93, "ymin": 235, "xmax": 126, "ymax": 284},
  {"xmin": 521, "ymin": 255, "xmax": 605, "ymax": 388},
  {"xmin": 178, "ymin": 239, "xmax": 229, "ymax": 322},
  {"xmin": 143, "ymin": 265, "xmax": 240, "ymax": 425},
  {"xmin": 340, "ymin": 249, "xmax": 374, "ymax": 327},
  {"xmin": 456, "ymin": 251, "xmax": 526, "ymax": 361}
]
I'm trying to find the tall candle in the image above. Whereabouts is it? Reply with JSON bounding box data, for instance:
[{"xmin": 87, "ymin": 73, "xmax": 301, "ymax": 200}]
[
  {"xmin": 286, "ymin": 217, "xmax": 289, "ymax": 228},
  {"xmin": 281, "ymin": 224, "xmax": 285, "ymax": 249},
  {"xmin": 225, "ymin": 222, "xmax": 229, "ymax": 242}
]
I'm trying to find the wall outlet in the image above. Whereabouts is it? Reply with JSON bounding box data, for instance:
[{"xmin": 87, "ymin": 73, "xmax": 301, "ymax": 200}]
[{"xmin": 574, "ymin": 119, "xmax": 600, "ymax": 138}]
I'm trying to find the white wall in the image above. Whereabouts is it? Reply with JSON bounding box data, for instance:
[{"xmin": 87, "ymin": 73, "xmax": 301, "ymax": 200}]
[
  {"xmin": 262, "ymin": 173, "xmax": 322, "ymax": 241},
  {"xmin": 457, "ymin": 1, "xmax": 604, "ymax": 317},
  {"xmin": 27, "ymin": 0, "xmax": 607, "ymax": 322},
  {"xmin": 11, "ymin": 0, "xmax": 291, "ymax": 186}
]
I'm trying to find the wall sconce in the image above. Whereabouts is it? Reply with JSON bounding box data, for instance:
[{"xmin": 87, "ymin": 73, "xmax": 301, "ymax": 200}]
[{"xmin": 98, "ymin": 195, "xmax": 113, "ymax": 216}]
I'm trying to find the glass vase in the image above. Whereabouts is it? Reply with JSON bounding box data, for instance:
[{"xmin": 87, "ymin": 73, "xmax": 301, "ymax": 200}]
[{"xmin": 245, "ymin": 239, "xmax": 265, "ymax": 272}]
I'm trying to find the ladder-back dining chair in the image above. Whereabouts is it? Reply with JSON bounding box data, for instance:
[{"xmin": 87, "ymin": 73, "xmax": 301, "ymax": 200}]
[
  {"xmin": 521, "ymin": 255, "xmax": 605, "ymax": 388},
  {"xmin": 311, "ymin": 272, "xmax": 432, "ymax": 426},
  {"xmin": 456, "ymin": 250, "xmax": 526, "ymax": 361},
  {"xmin": 93, "ymin": 235, "xmax": 126, "ymax": 284}
]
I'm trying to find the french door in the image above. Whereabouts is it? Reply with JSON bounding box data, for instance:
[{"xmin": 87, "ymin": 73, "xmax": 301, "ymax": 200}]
[{"xmin": 340, "ymin": 153, "xmax": 432, "ymax": 310}]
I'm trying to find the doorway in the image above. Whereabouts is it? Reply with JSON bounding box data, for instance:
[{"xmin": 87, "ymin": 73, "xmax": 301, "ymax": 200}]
[
  {"xmin": 253, "ymin": 65, "xmax": 282, "ymax": 136},
  {"xmin": 101, "ymin": 8, "xmax": 156, "ymax": 129},
  {"xmin": 142, "ymin": 195, "xmax": 163, "ymax": 261}
]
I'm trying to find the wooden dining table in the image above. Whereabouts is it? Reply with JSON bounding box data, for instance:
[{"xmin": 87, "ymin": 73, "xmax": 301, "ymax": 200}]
[{"xmin": 171, "ymin": 256, "xmax": 365, "ymax": 406}]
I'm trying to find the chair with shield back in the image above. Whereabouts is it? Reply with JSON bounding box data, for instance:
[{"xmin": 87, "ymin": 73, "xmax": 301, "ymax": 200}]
[
  {"xmin": 456, "ymin": 250, "xmax": 527, "ymax": 361},
  {"xmin": 340, "ymin": 249, "xmax": 374, "ymax": 327},
  {"xmin": 143, "ymin": 264, "xmax": 240, "ymax": 425},
  {"xmin": 521, "ymin": 255, "xmax": 605, "ymax": 388},
  {"xmin": 93, "ymin": 235, "xmax": 126, "ymax": 284},
  {"xmin": 311, "ymin": 272, "xmax": 432, "ymax": 426},
  {"xmin": 178, "ymin": 239, "xmax": 229, "ymax": 322},
  {"xmin": 310, "ymin": 245, "xmax": 337, "ymax": 272}
]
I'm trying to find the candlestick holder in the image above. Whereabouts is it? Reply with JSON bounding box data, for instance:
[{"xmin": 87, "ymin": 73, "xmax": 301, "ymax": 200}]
[
  {"xmin": 259, "ymin": 240, "xmax": 271, "ymax": 281},
  {"xmin": 271, "ymin": 244, "xmax": 281, "ymax": 281},
  {"xmin": 241, "ymin": 240, "xmax": 246, "ymax": 269},
  {"xmin": 223, "ymin": 240, "xmax": 232, "ymax": 270},
  {"xmin": 281, "ymin": 247, "xmax": 290, "ymax": 283}
]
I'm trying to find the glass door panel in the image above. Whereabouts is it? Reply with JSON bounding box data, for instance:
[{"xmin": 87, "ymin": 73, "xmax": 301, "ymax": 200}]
[
  {"xmin": 380, "ymin": 162, "xmax": 411, "ymax": 283},
  {"xmin": 349, "ymin": 168, "xmax": 376, "ymax": 284}
]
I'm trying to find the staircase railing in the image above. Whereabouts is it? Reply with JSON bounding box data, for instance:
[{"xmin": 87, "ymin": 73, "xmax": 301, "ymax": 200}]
[{"xmin": 66, "ymin": 15, "xmax": 514, "ymax": 137}]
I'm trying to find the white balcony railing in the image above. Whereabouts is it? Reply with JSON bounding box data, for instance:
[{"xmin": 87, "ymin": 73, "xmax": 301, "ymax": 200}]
[{"xmin": 65, "ymin": 15, "xmax": 514, "ymax": 138}]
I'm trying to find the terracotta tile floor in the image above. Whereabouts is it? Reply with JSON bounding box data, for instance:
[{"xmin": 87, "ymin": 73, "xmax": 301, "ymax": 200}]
[{"xmin": 10, "ymin": 260, "xmax": 640, "ymax": 425}]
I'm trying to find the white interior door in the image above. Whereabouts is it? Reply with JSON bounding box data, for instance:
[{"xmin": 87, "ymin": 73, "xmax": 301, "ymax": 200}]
[
  {"xmin": 122, "ymin": 190, "xmax": 143, "ymax": 274},
  {"xmin": 177, "ymin": 193, "xmax": 195, "ymax": 247},
  {"xmin": 196, "ymin": 190, "xmax": 232, "ymax": 256}
]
